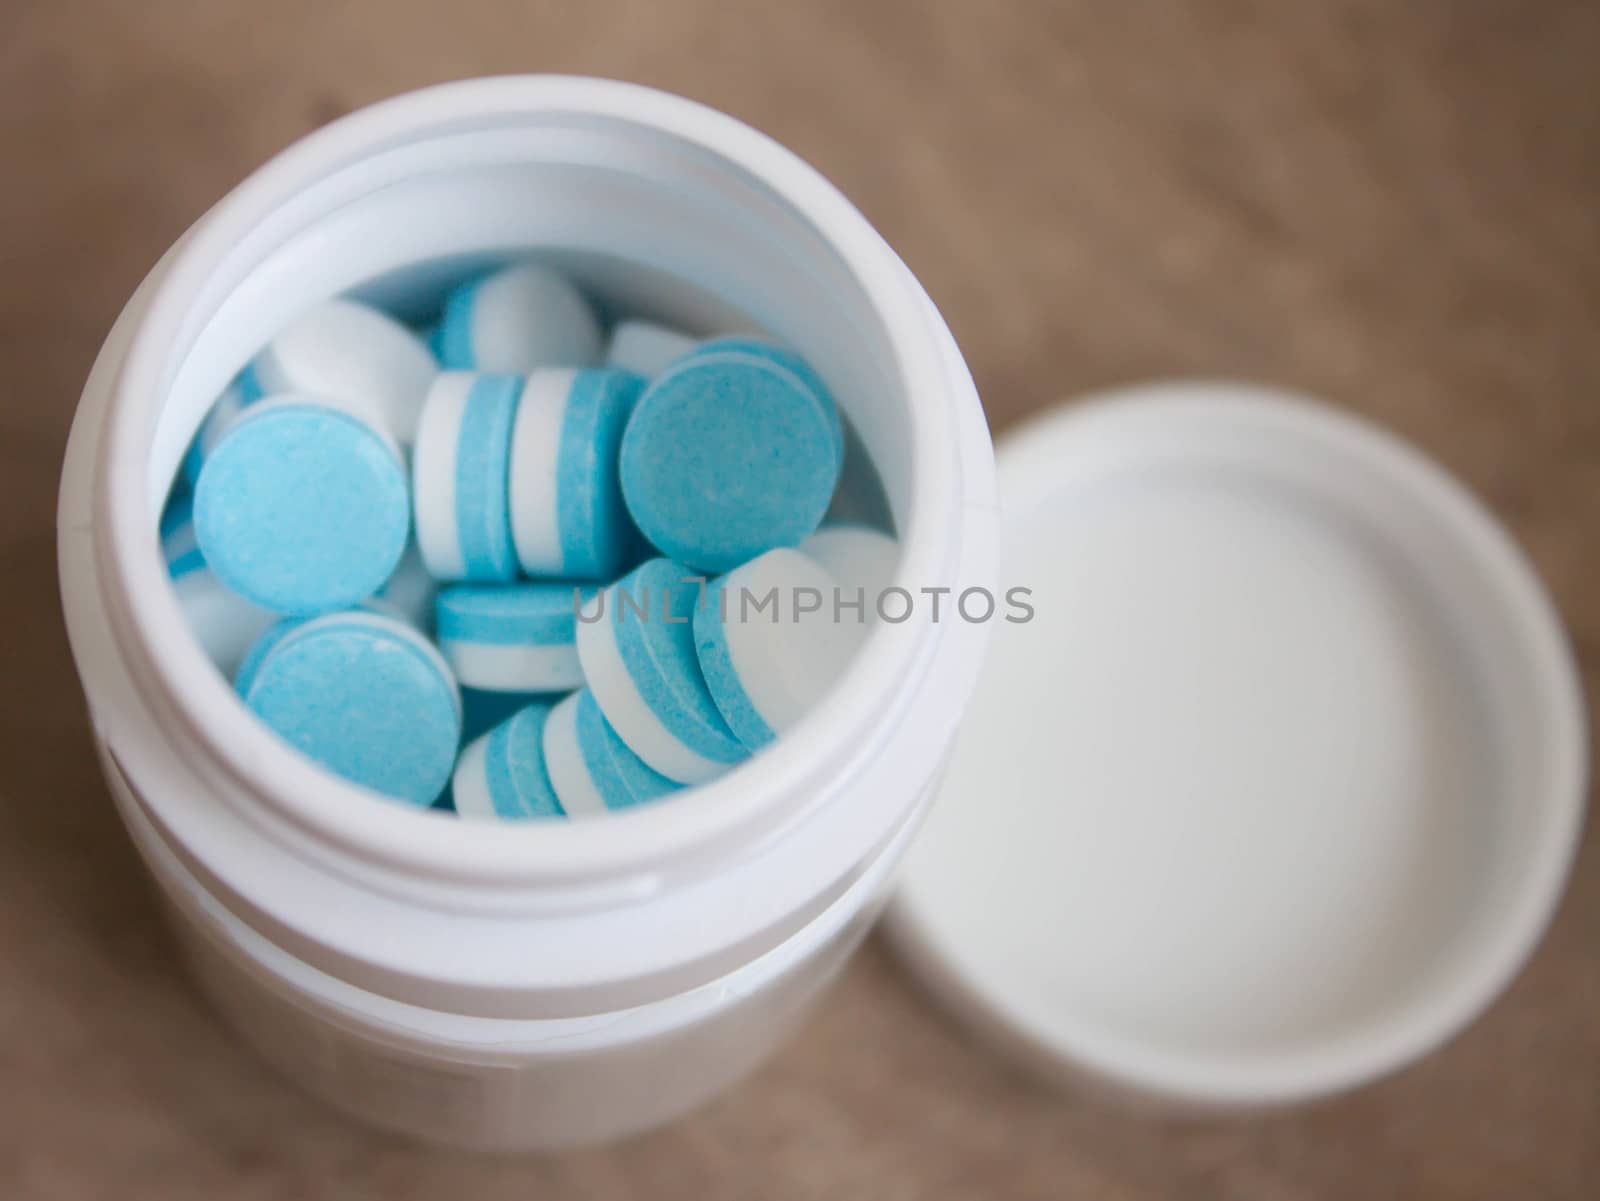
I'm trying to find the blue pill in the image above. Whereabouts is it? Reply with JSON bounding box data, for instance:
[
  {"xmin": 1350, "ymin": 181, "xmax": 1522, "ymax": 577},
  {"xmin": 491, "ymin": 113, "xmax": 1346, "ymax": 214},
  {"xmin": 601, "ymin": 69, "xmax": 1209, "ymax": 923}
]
[
  {"xmin": 573, "ymin": 557, "xmax": 748, "ymax": 784},
  {"xmin": 193, "ymin": 398, "xmax": 410, "ymax": 615},
  {"xmin": 412, "ymin": 373, "xmax": 521, "ymax": 581},
  {"xmin": 236, "ymin": 599, "xmax": 404, "ymax": 695},
  {"xmin": 693, "ymin": 335, "xmax": 843, "ymax": 458},
  {"xmin": 238, "ymin": 609, "xmax": 462, "ymax": 807},
  {"xmin": 434, "ymin": 581, "xmax": 595, "ymax": 693},
  {"xmin": 542, "ymin": 689, "xmax": 678, "ymax": 816},
  {"xmin": 452, "ymin": 702, "xmax": 565, "ymax": 821},
  {"xmin": 619, "ymin": 349, "xmax": 842, "ymax": 573},
  {"xmin": 509, "ymin": 368, "xmax": 647, "ymax": 580}
]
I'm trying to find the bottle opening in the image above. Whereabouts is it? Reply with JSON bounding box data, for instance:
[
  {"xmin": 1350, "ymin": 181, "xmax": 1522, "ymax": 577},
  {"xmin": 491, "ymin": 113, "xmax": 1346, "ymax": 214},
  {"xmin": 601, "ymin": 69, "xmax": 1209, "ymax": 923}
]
[{"xmin": 95, "ymin": 78, "xmax": 973, "ymax": 901}]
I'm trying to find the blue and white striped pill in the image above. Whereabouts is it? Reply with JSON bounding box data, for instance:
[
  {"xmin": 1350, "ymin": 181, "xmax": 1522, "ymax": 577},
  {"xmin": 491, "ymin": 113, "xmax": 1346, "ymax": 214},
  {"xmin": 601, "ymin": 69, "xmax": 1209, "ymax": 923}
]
[
  {"xmin": 245, "ymin": 298, "xmax": 437, "ymax": 443},
  {"xmin": 161, "ymin": 491, "xmax": 203, "ymax": 577},
  {"xmin": 509, "ymin": 367, "xmax": 645, "ymax": 580},
  {"xmin": 194, "ymin": 396, "xmax": 411, "ymax": 615},
  {"xmin": 412, "ymin": 372, "xmax": 521, "ymax": 582},
  {"xmin": 452, "ymin": 702, "xmax": 565, "ymax": 821},
  {"xmin": 237, "ymin": 608, "xmax": 462, "ymax": 807},
  {"xmin": 433, "ymin": 262, "xmax": 603, "ymax": 373},
  {"xmin": 694, "ymin": 547, "xmax": 860, "ymax": 750},
  {"xmin": 604, "ymin": 320, "xmax": 699, "ymax": 377},
  {"xmin": 162, "ymin": 495, "xmax": 277, "ymax": 677},
  {"xmin": 181, "ymin": 377, "xmax": 256, "ymax": 488},
  {"xmin": 574, "ymin": 557, "xmax": 749, "ymax": 784},
  {"xmin": 542, "ymin": 689, "xmax": 679, "ymax": 816},
  {"xmin": 435, "ymin": 582, "xmax": 593, "ymax": 692},
  {"xmin": 800, "ymin": 524, "xmax": 899, "ymax": 622},
  {"xmin": 619, "ymin": 349, "xmax": 842, "ymax": 574}
]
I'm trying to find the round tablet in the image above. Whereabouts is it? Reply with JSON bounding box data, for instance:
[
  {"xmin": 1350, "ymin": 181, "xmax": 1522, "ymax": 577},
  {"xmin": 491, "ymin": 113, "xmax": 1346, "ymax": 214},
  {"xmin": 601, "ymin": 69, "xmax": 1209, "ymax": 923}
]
[
  {"xmin": 694, "ymin": 335, "xmax": 843, "ymax": 458},
  {"xmin": 574, "ymin": 557, "xmax": 748, "ymax": 784},
  {"xmin": 604, "ymin": 320, "xmax": 698, "ymax": 377},
  {"xmin": 542, "ymin": 689, "xmax": 679, "ymax": 817},
  {"xmin": 452, "ymin": 702, "xmax": 564, "ymax": 821},
  {"xmin": 509, "ymin": 367, "xmax": 646, "ymax": 580},
  {"xmin": 246, "ymin": 298, "xmax": 437, "ymax": 443},
  {"xmin": 695, "ymin": 547, "xmax": 861, "ymax": 750},
  {"xmin": 193, "ymin": 397, "xmax": 411, "ymax": 615},
  {"xmin": 433, "ymin": 262, "xmax": 603, "ymax": 373},
  {"xmin": 238, "ymin": 609, "xmax": 462, "ymax": 807},
  {"xmin": 434, "ymin": 581, "xmax": 594, "ymax": 692},
  {"xmin": 620, "ymin": 350, "xmax": 842, "ymax": 573},
  {"xmin": 800, "ymin": 524, "xmax": 899, "ymax": 622},
  {"xmin": 412, "ymin": 372, "xmax": 521, "ymax": 582}
]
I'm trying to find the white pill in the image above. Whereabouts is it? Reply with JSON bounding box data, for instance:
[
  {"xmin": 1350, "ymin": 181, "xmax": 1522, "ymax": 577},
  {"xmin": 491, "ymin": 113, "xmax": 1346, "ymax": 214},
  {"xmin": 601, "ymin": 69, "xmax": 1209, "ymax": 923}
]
[
  {"xmin": 508, "ymin": 368, "xmax": 645, "ymax": 580},
  {"xmin": 541, "ymin": 689, "xmax": 680, "ymax": 818},
  {"xmin": 801, "ymin": 524, "xmax": 900, "ymax": 622},
  {"xmin": 604, "ymin": 320, "xmax": 698, "ymax": 377},
  {"xmin": 246, "ymin": 298, "xmax": 437, "ymax": 444},
  {"xmin": 411, "ymin": 372, "xmax": 520, "ymax": 582},
  {"xmin": 433, "ymin": 262, "xmax": 603, "ymax": 373},
  {"xmin": 452, "ymin": 702, "xmax": 564, "ymax": 821}
]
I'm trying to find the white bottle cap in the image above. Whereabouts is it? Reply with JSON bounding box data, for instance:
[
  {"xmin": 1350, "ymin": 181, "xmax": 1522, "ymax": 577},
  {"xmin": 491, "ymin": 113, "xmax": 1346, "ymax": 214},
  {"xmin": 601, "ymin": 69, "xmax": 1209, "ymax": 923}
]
[{"xmin": 884, "ymin": 381, "xmax": 1586, "ymax": 1109}]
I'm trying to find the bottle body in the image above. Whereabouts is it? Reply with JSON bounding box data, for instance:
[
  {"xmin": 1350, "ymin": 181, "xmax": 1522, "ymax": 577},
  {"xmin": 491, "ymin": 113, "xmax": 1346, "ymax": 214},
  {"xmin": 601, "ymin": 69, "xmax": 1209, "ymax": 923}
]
[{"xmin": 59, "ymin": 77, "xmax": 997, "ymax": 1149}]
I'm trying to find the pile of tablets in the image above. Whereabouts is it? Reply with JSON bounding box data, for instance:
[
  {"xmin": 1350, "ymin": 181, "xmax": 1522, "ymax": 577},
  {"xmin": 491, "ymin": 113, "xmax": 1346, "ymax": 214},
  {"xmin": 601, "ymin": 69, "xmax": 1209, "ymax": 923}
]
[{"xmin": 161, "ymin": 260, "xmax": 897, "ymax": 818}]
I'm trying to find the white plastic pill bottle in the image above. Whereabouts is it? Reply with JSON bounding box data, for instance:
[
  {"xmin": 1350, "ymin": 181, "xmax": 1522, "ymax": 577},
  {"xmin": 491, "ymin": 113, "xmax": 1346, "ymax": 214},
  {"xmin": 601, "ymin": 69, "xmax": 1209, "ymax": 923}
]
[{"xmin": 58, "ymin": 77, "xmax": 998, "ymax": 1150}]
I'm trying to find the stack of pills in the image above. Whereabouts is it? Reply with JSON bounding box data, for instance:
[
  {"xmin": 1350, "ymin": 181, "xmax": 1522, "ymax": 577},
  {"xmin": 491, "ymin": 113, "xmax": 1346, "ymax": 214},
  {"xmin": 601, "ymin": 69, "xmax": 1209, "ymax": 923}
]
[{"xmin": 163, "ymin": 260, "xmax": 900, "ymax": 819}]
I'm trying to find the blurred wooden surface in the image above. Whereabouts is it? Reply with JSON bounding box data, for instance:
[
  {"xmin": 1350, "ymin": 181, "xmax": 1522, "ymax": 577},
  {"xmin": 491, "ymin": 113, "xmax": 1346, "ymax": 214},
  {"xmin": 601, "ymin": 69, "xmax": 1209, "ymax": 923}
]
[{"xmin": 3, "ymin": 1, "xmax": 1598, "ymax": 1197}]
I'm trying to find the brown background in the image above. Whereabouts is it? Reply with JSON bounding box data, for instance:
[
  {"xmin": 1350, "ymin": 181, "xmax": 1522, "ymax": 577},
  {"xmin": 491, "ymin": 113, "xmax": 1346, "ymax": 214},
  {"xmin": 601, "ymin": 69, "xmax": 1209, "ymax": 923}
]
[{"xmin": 3, "ymin": 2, "xmax": 1598, "ymax": 1198}]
